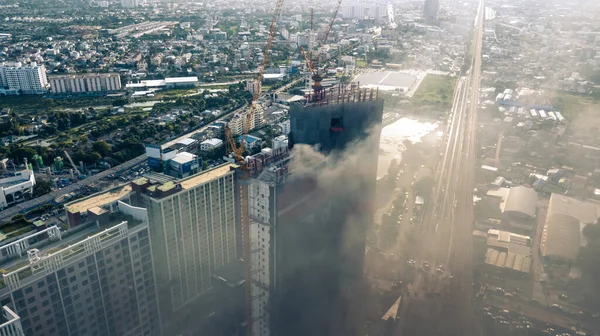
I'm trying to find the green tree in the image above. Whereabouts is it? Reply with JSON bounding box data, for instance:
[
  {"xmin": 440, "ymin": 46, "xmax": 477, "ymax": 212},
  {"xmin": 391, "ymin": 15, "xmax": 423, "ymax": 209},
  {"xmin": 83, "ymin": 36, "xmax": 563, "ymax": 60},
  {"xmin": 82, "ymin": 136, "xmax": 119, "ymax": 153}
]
[
  {"xmin": 92, "ymin": 141, "xmax": 112, "ymax": 157},
  {"xmin": 8, "ymin": 146, "xmax": 38, "ymax": 163},
  {"xmin": 33, "ymin": 178, "xmax": 52, "ymax": 197}
]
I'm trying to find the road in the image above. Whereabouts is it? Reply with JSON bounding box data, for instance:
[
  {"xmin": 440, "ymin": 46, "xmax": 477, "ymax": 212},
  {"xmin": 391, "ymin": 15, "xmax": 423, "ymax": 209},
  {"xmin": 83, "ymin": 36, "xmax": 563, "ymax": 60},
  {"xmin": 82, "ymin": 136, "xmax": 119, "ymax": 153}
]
[{"xmin": 0, "ymin": 103, "xmax": 248, "ymax": 222}]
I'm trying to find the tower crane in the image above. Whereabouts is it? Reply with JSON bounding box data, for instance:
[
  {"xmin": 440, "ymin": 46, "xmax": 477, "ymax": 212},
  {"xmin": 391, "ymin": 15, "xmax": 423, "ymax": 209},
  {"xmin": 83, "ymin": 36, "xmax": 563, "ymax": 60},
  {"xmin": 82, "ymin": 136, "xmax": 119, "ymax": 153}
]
[
  {"xmin": 302, "ymin": 0, "xmax": 344, "ymax": 102},
  {"xmin": 223, "ymin": 0, "xmax": 285, "ymax": 334}
]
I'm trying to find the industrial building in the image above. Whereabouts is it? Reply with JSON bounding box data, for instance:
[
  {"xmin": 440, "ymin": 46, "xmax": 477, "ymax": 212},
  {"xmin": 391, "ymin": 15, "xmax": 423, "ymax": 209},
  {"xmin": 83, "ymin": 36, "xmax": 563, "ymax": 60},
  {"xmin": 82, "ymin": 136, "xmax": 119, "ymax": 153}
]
[
  {"xmin": 485, "ymin": 185, "xmax": 537, "ymax": 232},
  {"xmin": 0, "ymin": 62, "xmax": 48, "ymax": 95},
  {"xmin": 0, "ymin": 168, "xmax": 36, "ymax": 210},
  {"xmin": 125, "ymin": 77, "xmax": 199, "ymax": 91},
  {"xmin": 248, "ymin": 85, "xmax": 384, "ymax": 336},
  {"xmin": 540, "ymin": 194, "xmax": 600, "ymax": 263},
  {"xmin": 48, "ymin": 73, "xmax": 121, "ymax": 95},
  {"xmin": 353, "ymin": 71, "xmax": 418, "ymax": 92},
  {"xmin": 0, "ymin": 203, "xmax": 160, "ymax": 336}
]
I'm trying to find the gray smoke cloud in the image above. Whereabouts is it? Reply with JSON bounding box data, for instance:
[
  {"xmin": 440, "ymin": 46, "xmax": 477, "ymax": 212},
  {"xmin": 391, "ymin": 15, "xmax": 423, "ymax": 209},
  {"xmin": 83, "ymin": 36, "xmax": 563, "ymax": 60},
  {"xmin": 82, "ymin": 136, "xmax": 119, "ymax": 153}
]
[{"xmin": 280, "ymin": 125, "xmax": 382, "ymax": 336}]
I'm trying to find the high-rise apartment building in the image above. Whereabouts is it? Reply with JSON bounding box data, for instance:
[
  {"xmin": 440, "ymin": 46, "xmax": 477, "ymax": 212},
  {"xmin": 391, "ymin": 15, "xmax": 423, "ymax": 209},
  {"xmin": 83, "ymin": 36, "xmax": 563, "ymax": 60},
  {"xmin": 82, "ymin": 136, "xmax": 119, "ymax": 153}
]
[
  {"xmin": 0, "ymin": 215, "xmax": 160, "ymax": 336},
  {"xmin": 0, "ymin": 62, "xmax": 48, "ymax": 95},
  {"xmin": 48, "ymin": 73, "xmax": 122, "ymax": 95},
  {"xmin": 228, "ymin": 105, "xmax": 265, "ymax": 136},
  {"xmin": 424, "ymin": 0, "xmax": 440, "ymax": 20},
  {"xmin": 341, "ymin": 3, "xmax": 387, "ymax": 21},
  {"xmin": 246, "ymin": 85, "xmax": 383, "ymax": 336},
  {"xmin": 63, "ymin": 164, "xmax": 243, "ymax": 335},
  {"xmin": 0, "ymin": 306, "xmax": 24, "ymax": 336},
  {"xmin": 121, "ymin": 0, "xmax": 139, "ymax": 8},
  {"xmin": 246, "ymin": 80, "xmax": 261, "ymax": 96},
  {"xmin": 130, "ymin": 164, "xmax": 241, "ymax": 335}
]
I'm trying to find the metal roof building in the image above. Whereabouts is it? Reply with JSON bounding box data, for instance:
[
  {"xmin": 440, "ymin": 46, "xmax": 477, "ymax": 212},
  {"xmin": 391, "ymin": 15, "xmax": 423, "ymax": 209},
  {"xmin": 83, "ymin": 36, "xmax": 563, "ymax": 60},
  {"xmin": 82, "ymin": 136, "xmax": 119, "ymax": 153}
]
[
  {"xmin": 540, "ymin": 194, "xmax": 600, "ymax": 262},
  {"xmin": 503, "ymin": 186, "xmax": 537, "ymax": 219}
]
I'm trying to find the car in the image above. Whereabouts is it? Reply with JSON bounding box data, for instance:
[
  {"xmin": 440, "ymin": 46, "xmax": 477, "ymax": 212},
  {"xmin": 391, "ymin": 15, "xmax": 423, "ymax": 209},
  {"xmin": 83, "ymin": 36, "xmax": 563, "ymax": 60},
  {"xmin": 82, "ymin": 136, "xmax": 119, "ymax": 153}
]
[
  {"xmin": 436, "ymin": 265, "xmax": 444, "ymax": 274},
  {"xmin": 551, "ymin": 304, "xmax": 562, "ymax": 311},
  {"xmin": 407, "ymin": 259, "xmax": 416, "ymax": 266},
  {"xmin": 422, "ymin": 261, "xmax": 430, "ymax": 271},
  {"xmin": 558, "ymin": 294, "xmax": 568, "ymax": 300}
]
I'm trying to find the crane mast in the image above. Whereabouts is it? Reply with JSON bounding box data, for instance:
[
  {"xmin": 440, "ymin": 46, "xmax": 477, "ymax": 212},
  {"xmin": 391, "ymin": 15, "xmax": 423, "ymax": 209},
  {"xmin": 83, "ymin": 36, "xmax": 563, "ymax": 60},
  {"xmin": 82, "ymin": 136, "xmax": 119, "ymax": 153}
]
[
  {"xmin": 224, "ymin": 0, "xmax": 285, "ymax": 334},
  {"xmin": 63, "ymin": 151, "xmax": 80, "ymax": 175},
  {"xmin": 303, "ymin": 0, "xmax": 344, "ymax": 102}
]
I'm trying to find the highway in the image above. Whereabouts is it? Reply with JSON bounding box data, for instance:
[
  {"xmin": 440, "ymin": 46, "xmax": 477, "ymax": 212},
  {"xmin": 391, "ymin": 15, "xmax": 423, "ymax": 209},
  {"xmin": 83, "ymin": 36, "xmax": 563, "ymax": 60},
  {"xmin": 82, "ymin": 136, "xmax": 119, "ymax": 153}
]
[{"xmin": 397, "ymin": 0, "xmax": 485, "ymax": 334}]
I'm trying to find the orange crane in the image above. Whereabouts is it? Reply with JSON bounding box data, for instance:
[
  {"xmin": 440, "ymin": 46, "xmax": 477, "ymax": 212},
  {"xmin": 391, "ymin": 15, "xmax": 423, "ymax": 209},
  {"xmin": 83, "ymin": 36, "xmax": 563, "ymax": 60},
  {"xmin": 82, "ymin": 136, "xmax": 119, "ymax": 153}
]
[{"xmin": 224, "ymin": 0, "xmax": 284, "ymax": 334}]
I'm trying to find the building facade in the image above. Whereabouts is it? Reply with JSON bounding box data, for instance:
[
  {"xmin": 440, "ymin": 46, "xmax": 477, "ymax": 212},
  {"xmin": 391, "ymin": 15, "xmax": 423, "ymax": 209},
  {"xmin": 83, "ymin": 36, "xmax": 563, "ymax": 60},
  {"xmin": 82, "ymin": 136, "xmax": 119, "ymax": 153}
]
[
  {"xmin": 247, "ymin": 86, "xmax": 383, "ymax": 336},
  {"xmin": 48, "ymin": 73, "xmax": 121, "ymax": 95},
  {"xmin": 0, "ymin": 306, "xmax": 24, "ymax": 336},
  {"xmin": 424, "ymin": 0, "xmax": 439, "ymax": 20},
  {"xmin": 0, "ymin": 220, "xmax": 160, "ymax": 336},
  {"xmin": 121, "ymin": 0, "xmax": 139, "ymax": 8},
  {"xmin": 246, "ymin": 80, "xmax": 261, "ymax": 96},
  {"xmin": 227, "ymin": 105, "xmax": 265, "ymax": 136},
  {"xmin": 0, "ymin": 62, "xmax": 48, "ymax": 95},
  {"xmin": 0, "ymin": 168, "xmax": 36, "ymax": 210},
  {"xmin": 133, "ymin": 164, "xmax": 240, "ymax": 335}
]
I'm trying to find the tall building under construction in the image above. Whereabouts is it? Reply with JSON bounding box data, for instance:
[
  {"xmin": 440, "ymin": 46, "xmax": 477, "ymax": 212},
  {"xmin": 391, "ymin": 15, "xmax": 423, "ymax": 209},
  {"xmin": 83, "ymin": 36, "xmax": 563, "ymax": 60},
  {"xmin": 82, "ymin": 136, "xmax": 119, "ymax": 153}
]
[{"xmin": 247, "ymin": 85, "xmax": 384, "ymax": 336}]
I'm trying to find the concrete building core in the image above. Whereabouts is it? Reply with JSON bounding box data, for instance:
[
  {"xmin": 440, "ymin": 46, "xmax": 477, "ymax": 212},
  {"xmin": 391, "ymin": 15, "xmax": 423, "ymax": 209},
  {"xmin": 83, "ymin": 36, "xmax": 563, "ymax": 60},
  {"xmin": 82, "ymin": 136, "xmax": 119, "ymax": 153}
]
[{"xmin": 250, "ymin": 85, "xmax": 384, "ymax": 336}]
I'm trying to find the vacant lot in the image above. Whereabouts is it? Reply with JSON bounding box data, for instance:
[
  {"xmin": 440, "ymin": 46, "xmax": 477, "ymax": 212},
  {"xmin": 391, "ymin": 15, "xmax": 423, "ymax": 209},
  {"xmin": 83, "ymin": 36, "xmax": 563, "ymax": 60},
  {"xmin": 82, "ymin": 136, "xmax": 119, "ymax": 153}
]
[{"xmin": 411, "ymin": 74, "xmax": 457, "ymax": 108}]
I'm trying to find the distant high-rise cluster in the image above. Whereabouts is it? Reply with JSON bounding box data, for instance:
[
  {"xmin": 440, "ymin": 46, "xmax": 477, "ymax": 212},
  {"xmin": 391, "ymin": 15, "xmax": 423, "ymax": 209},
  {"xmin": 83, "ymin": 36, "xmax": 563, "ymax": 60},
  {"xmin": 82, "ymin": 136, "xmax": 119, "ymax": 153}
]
[
  {"xmin": 424, "ymin": 0, "xmax": 440, "ymax": 20},
  {"xmin": 121, "ymin": 0, "xmax": 139, "ymax": 8},
  {"xmin": 341, "ymin": 3, "xmax": 388, "ymax": 21}
]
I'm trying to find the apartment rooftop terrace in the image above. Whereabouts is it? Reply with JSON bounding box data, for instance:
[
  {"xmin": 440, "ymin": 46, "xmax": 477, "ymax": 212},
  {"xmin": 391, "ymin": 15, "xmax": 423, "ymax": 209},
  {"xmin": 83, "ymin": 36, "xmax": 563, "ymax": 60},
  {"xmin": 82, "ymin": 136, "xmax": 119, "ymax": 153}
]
[{"xmin": 0, "ymin": 214, "xmax": 145, "ymax": 293}]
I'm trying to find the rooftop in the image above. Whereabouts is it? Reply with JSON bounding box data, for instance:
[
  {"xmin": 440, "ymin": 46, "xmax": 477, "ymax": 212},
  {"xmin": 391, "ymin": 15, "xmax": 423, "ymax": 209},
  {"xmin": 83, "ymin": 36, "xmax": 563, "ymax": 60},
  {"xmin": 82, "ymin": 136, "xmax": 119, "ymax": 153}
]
[
  {"xmin": 165, "ymin": 76, "xmax": 199, "ymax": 84},
  {"xmin": 541, "ymin": 214, "xmax": 582, "ymax": 261},
  {"xmin": 0, "ymin": 218, "xmax": 142, "ymax": 292},
  {"xmin": 66, "ymin": 184, "xmax": 132, "ymax": 214},
  {"xmin": 353, "ymin": 71, "xmax": 417, "ymax": 91},
  {"xmin": 485, "ymin": 248, "xmax": 531, "ymax": 274},
  {"xmin": 177, "ymin": 138, "xmax": 197, "ymax": 146},
  {"xmin": 201, "ymin": 138, "xmax": 223, "ymax": 146},
  {"xmin": 504, "ymin": 186, "xmax": 537, "ymax": 218},
  {"xmin": 179, "ymin": 163, "xmax": 238, "ymax": 190},
  {"xmin": 170, "ymin": 152, "xmax": 197, "ymax": 165},
  {"xmin": 547, "ymin": 193, "xmax": 600, "ymax": 225}
]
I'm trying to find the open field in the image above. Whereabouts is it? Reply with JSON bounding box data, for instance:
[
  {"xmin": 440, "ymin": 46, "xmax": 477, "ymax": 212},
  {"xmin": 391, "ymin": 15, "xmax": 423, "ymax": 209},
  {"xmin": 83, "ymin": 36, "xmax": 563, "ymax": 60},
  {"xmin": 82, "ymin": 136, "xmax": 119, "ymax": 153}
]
[
  {"xmin": 356, "ymin": 59, "xmax": 368, "ymax": 68},
  {"xmin": 411, "ymin": 74, "xmax": 457, "ymax": 108}
]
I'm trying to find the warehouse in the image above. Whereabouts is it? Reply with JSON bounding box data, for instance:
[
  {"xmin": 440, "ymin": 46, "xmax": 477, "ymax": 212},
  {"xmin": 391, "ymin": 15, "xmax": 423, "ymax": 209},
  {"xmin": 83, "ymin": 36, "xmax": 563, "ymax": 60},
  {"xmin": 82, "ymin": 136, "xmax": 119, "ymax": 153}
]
[{"xmin": 540, "ymin": 194, "xmax": 600, "ymax": 264}]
